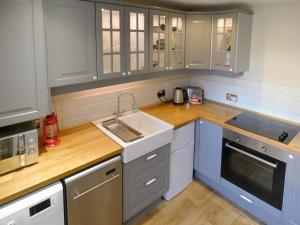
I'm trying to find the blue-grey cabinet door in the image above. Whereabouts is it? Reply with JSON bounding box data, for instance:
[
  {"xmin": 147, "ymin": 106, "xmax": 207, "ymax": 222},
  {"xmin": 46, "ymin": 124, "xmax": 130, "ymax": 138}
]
[
  {"xmin": 45, "ymin": 0, "xmax": 97, "ymax": 87},
  {"xmin": 282, "ymin": 153, "xmax": 300, "ymax": 225},
  {"xmin": 96, "ymin": 3, "xmax": 126, "ymax": 79},
  {"xmin": 125, "ymin": 7, "xmax": 149, "ymax": 76},
  {"xmin": 0, "ymin": 0, "xmax": 49, "ymax": 127},
  {"xmin": 194, "ymin": 120, "xmax": 223, "ymax": 182}
]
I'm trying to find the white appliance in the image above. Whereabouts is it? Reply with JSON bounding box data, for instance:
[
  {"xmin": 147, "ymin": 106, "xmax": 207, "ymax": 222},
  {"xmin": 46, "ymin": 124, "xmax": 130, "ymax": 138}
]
[
  {"xmin": 0, "ymin": 182, "xmax": 64, "ymax": 225},
  {"xmin": 164, "ymin": 122, "xmax": 195, "ymax": 200}
]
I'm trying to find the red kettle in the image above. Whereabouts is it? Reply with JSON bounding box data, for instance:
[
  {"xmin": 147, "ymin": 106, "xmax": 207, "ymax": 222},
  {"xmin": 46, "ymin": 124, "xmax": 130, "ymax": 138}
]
[{"xmin": 43, "ymin": 113, "xmax": 60, "ymax": 147}]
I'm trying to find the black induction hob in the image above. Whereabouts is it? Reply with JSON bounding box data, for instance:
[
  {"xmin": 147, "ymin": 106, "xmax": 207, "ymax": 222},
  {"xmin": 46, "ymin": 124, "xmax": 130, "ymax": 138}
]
[{"xmin": 226, "ymin": 112, "xmax": 300, "ymax": 144}]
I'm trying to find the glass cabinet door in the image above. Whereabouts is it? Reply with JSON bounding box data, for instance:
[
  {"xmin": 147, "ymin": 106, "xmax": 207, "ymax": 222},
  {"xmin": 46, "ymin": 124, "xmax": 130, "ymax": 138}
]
[
  {"xmin": 212, "ymin": 13, "xmax": 237, "ymax": 72},
  {"xmin": 168, "ymin": 13, "xmax": 185, "ymax": 70},
  {"xmin": 96, "ymin": 3, "xmax": 125, "ymax": 79},
  {"xmin": 149, "ymin": 10, "xmax": 168, "ymax": 72},
  {"xmin": 125, "ymin": 7, "xmax": 148, "ymax": 75}
]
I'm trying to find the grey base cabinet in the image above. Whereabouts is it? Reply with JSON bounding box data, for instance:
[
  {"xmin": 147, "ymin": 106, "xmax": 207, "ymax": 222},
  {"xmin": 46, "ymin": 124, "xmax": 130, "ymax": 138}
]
[
  {"xmin": 123, "ymin": 144, "xmax": 170, "ymax": 222},
  {"xmin": 194, "ymin": 120, "xmax": 223, "ymax": 183},
  {"xmin": 282, "ymin": 153, "xmax": 300, "ymax": 225},
  {"xmin": 0, "ymin": 0, "xmax": 49, "ymax": 127}
]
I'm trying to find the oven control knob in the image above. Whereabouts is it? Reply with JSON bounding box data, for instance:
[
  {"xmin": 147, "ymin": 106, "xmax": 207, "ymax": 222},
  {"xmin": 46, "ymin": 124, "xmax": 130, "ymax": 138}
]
[
  {"xmin": 261, "ymin": 146, "xmax": 267, "ymax": 152},
  {"xmin": 236, "ymin": 137, "xmax": 240, "ymax": 143}
]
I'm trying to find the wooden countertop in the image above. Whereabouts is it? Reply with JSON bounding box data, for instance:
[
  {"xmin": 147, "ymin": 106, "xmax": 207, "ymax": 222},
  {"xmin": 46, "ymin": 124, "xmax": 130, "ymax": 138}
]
[
  {"xmin": 1, "ymin": 100, "xmax": 300, "ymax": 206},
  {"xmin": 0, "ymin": 123, "xmax": 122, "ymax": 206},
  {"xmin": 143, "ymin": 102, "xmax": 300, "ymax": 154}
]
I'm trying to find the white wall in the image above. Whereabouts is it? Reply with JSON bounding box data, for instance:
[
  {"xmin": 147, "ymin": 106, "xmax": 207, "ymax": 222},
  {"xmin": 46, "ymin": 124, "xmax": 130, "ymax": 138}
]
[
  {"xmin": 190, "ymin": 1, "xmax": 300, "ymax": 123},
  {"xmin": 52, "ymin": 75, "xmax": 189, "ymax": 130}
]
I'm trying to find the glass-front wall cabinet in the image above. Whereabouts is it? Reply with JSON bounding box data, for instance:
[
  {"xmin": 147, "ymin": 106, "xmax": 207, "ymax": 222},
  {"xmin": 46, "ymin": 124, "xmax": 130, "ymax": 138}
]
[
  {"xmin": 149, "ymin": 10, "xmax": 168, "ymax": 72},
  {"xmin": 212, "ymin": 13, "xmax": 237, "ymax": 72},
  {"xmin": 96, "ymin": 3, "xmax": 125, "ymax": 79},
  {"xmin": 168, "ymin": 13, "xmax": 185, "ymax": 70},
  {"xmin": 125, "ymin": 7, "xmax": 148, "ymax": 75}
]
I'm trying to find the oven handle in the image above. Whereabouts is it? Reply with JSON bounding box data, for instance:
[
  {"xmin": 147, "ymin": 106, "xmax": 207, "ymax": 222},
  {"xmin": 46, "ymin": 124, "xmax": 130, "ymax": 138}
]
[{"xmin": 225, "ymin": 143, "xmax": 278, "ymax": 168}]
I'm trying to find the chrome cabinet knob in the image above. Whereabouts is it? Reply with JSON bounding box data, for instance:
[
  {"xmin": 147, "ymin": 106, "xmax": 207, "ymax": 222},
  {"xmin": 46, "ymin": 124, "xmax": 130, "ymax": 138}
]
[
  {"xmin": 170, "ymin": 66, "xmax": 173, "ymax": 70},
  {"xmin": 185, "ymin": 65, "xmax": 189, "ymax": 68},
  {"xmin": 166, "ymin": 67, "xmax": 169, "ymax": 70},
  {"xmin": 92, "ymin": 75, "xmax": 98, "ymax": 81},
  {"xmin": 288, "ymin": 154, "xmax": 294, "ymax": 160},
  {"xmin": 122, "ymin": 72, "xmax": 126, "ymax": 76},
  {"xmin": 127, "ymin": 71, "xmax": 131, "ymax": 75},
  {"xmin": 236, "ymin": 137, "xmax": 240, "ymax": 143},
  {"xmin": 261, "ymin": 146, "xmax": 267, "ymax": 152},
  {"xmin": 229, "ymin": 68, "xmax": 233, "ymax": 72}
]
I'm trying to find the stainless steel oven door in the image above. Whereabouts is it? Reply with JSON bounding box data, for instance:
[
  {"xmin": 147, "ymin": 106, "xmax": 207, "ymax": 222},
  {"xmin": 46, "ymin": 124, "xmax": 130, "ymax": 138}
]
[{"xmin": 221, "ymin": 138, "xmax": 286, "ymax": 210}]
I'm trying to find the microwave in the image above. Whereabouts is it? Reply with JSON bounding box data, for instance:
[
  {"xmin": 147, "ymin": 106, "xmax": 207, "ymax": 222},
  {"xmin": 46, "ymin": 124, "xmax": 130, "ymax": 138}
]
[{"xmin": 0, "ymin": 121, "xmax": 39, "ymax": 175}]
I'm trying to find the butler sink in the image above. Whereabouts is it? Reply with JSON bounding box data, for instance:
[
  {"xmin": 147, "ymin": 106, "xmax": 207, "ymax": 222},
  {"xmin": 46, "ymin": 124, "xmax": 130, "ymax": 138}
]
[{"xmin": 93, "ymin": 111, "xmax": 174, "ymax": 163}]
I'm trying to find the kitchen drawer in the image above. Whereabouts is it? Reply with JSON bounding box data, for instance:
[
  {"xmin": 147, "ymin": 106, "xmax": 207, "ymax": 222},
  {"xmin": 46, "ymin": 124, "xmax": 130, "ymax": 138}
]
[
  {"xmin": 221, "ymin": 178, "xmax": 282, "ymax": 224},
  {"xmin": 123, "ymin": 166, "xmax": 169, "ymax": 222},
  {"xmin": 123, "ymin": 144, "xmax": 170, "ymax": 189}
]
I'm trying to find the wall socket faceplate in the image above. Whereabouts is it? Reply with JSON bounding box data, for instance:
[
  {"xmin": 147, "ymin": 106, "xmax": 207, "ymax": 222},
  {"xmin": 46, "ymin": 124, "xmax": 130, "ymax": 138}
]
[{"xmin": 226, "ymin": 93, "xmax": 238, "ymax": 102}]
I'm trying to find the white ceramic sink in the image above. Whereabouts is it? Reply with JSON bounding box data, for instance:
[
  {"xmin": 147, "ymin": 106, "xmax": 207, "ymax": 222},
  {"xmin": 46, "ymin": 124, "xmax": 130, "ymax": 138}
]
[{"xmin": 93, "ymin": 111, "xmax": 174, "ymax": 163}]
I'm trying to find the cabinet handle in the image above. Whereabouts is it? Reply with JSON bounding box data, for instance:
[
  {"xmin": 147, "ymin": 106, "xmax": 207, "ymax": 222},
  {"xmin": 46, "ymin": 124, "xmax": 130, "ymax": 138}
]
[
  {"xmin": 185, "ymin": 65, "xmax": 189, "ymax": 68},
  {"xmin": 229, "ymin": 68, "xmax": 233, "ymax": 72},
  {"xmin": 127, "ymin": 71, "xmax": 131, "ymax": 75},
  {"xmin": 288, "ymin": 154, "xmax": 294, "ymax": 160},
  {"xmin": 122, "ymin": 72, "xmax": 126, "ymax": 76},
  {"xmin": 240, "ymin": 194, "xmax": 253, "ymax": 204},
  {"xmin": 145, "ymin": 178, "xmax": 156, "ymax": 186},
  {"xmin": 166, "ymin": 67, "xmax": 169, "ymax": 70},
  {"xmin": 170, "ymin": 66, "xmax": 173, "ymax": 70},
  {"xmin": 146, "ymin": 154, "xmax": 158, "ymax": 161},
  {"xmin": 92, "ymin": 75, "xmax": 98, "ymax": 81}
]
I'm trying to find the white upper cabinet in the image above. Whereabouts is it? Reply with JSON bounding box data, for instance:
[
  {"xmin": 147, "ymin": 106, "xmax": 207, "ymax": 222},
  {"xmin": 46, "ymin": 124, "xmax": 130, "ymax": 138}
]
[
  {"xmin": 211, "ymin": 12, "xmax": 252, "ymax": 73},
  {"xmin": 125, "ymin": 7, "xmax": 149, "ymax": 76},
  {"xmin": 0, "ymin": 0, "xmax": 49, "ymax": 127},
  {"xmin": 168, "ymin": 13, "xmax": 185, "ymax": 70},
  {"xmin": 45, "ymin": 0, "xmax": 97, "ymax": 87},
  {"xmin": 96, "ymin": 3, "xmax": 126, "ymax": 79},
  {"xmin": 185, "ymin": 14, "xmax": 212, "ymax": 70},
  {"xmin": 149, "ymin": 10, "xmax": 169, "ymax": 72}
]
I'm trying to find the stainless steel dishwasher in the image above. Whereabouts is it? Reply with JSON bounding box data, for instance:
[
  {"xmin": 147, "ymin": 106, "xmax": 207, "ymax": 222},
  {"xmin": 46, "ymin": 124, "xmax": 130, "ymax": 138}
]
[{"xmin": 64, "ymin": 156, "xmax": 122, "ymax": 225}]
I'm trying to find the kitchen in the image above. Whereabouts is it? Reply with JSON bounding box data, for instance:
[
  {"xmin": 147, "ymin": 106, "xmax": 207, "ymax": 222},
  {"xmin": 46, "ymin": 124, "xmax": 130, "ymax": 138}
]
[{"xmin": 0, "ymin": 0, "xmax": 300, "ymax": 225}]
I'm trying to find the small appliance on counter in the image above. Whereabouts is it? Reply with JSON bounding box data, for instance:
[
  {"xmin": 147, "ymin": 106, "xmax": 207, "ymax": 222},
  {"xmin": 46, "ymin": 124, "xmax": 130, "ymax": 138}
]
[
  {"xmin": 186, "ymin": 87, "xmax": 204, "ymax": 105},
  {"xmin": 0, "ymin": 121, "xmax": 39, "ymax": 175},
  {"xmin": 173, "ymin": 87, "xmax": 185, "ymax": 105},
  {"xmin": 43, "ymin": 113, "xmax": 60, "ymax": 148}
]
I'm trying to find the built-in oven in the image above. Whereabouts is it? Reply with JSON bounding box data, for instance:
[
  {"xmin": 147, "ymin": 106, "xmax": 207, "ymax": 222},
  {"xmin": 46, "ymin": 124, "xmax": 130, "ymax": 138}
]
[{"xmin": 221, "ymin": 129, "xmax": 287, "ymax": 210}]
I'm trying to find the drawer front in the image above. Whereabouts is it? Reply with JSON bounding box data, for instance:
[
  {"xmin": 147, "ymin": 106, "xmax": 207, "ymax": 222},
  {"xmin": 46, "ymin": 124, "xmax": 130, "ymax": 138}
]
[
  {"xmin": 123, "ymin": 166, "xmax": 169, "ymax": 222},
  {"xmin": 221, "ymin": 178, "xmax": 282, "ymax": 222},
  {"xmin": 123, "ymin": 144, "xmax": 170, "ymax": 188}
]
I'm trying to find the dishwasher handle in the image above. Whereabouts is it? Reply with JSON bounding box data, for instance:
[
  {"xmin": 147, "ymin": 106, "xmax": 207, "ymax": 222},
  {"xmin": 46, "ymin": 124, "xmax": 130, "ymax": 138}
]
[
  {"xmin": 64, "ymin": 156, "xmax": 121, "ymax": 184},
  {"xmin": 73, "ymin": 174, "xmax": 120, "ymax": 200}
]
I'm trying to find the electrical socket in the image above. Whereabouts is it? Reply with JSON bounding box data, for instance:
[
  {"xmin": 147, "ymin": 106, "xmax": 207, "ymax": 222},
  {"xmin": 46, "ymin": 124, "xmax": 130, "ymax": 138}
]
[{"xmin": 226, "ymin": 93, "xmax": 238, "ymax": 102}]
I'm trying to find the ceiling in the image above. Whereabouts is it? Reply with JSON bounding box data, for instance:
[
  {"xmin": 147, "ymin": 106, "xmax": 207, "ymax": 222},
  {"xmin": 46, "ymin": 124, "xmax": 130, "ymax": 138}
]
[{"xmin": 125, "ymin": 0, "xmax": 298, "ymax": 10}]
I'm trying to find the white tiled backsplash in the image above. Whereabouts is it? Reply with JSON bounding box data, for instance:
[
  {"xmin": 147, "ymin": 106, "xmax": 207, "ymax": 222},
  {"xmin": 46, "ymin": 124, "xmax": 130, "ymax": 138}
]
[
  {"xmin": 51, "ymin": 75, "xmax": 189, "ymax": 130},
  {"xmin": 190, "ymin": 75, "xmax": 300, "ymax": 124}
]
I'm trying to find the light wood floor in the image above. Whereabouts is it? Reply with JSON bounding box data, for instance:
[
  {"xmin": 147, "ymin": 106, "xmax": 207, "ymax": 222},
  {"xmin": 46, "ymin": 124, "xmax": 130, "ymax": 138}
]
[{"xmin": 133, "ymin": 180, "xmax": 262, "ymax": 225}]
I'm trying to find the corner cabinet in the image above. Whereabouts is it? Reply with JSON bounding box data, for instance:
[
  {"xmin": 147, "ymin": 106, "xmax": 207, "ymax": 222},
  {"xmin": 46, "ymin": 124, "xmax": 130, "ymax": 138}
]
[
  {"xmin": 194, "ymin": 120, "xmax": 223, "ymax": 183},
  {"xmin": 0, "ymin": 0, "xmax": 49, "ymax": 127},
  {"xmin": 282, "ymin": 153, "xmax": 300, "ymax": 225},
  {"xmin": 96, "ymin": 4, "xmax": 148, "ymax": 78},
  {"xmin": 185, "ymin": 14, "xmax": 212, "ymax": 69},
  {"xmin": 211, "ymin": 11, "xmax": 252, "ymax": 73},
  {"xmin": 45, "ymin": 0, "xmax": 97, "ymax": 87}
]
